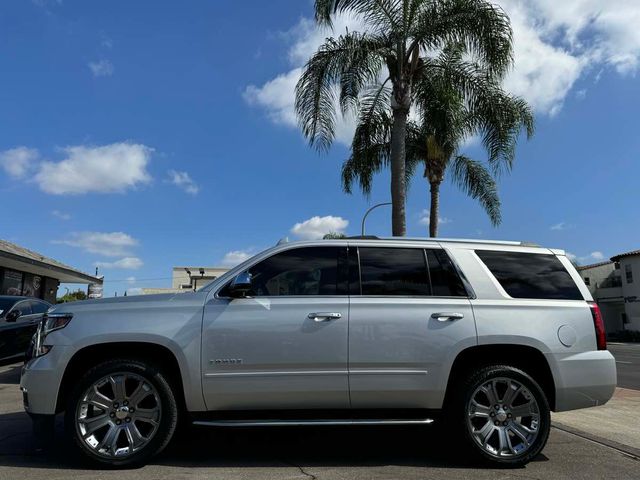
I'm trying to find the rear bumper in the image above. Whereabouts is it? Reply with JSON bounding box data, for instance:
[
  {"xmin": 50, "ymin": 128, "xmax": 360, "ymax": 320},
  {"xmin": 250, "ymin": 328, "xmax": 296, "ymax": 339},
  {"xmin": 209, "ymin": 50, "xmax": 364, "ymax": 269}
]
[{"xmin": 548, "ymin": 350, "xmax": 617, "ymax": 412}]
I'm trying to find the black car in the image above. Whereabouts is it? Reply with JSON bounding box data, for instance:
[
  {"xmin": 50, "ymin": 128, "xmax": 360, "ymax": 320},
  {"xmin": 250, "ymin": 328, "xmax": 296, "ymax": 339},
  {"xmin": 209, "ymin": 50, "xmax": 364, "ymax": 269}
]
[{"xmin": 0, "ymin": 296, "xmax": 50, "ymax": 362}]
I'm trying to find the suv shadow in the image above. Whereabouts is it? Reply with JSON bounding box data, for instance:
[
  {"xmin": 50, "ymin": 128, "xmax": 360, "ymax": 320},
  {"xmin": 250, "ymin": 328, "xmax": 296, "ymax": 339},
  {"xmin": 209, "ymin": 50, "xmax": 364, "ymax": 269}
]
[{"xmin": 0, "ymin": 413, "xmax": 547, "ymax": 471}]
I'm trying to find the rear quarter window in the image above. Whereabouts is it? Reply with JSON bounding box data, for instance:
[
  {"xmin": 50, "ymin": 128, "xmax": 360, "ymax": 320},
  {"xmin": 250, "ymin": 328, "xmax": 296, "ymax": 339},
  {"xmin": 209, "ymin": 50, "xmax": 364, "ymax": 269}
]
[{"xmin": 476, "ymin": 250, "xmax": 583, "ymax": 300}]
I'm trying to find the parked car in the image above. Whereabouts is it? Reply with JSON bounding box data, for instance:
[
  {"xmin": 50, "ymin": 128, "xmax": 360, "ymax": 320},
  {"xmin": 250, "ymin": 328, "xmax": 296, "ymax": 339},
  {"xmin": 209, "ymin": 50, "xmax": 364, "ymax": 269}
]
[
  {"xmin": 0, "ymin": 296, "xmax": 50, "ymax": 362},
  {"xmin": 20, "ymin": 238, "xmax": 616, "ymax": 468}
]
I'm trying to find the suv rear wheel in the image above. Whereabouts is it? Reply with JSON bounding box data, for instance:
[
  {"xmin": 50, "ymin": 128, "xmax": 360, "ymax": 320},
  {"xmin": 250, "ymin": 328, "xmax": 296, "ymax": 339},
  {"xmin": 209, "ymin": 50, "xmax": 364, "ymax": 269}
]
[
  {"xmin": 65, "ymin": 359, "xmax": 178, "ymax": 467},
  {"xmin": 451, "ymin": 365, "xmax": 551, "ymax": 467}
]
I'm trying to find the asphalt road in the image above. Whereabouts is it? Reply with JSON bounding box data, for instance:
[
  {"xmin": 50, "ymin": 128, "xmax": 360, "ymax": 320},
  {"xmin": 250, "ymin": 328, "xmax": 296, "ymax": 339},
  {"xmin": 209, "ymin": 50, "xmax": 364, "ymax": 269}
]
[
  {"xmin": 609, "ymin": 343, "xmax": 640, "ymax": 390},
  {"xmin": 1, "ymin": 361, "xmax": 639, "ymax": 479}
]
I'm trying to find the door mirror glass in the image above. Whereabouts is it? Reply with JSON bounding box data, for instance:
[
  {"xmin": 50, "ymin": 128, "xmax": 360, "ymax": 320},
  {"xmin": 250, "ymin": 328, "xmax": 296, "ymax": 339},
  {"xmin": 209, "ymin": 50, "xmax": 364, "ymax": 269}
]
[
  {"xmin": 5, "ymin": 310, "xmax": 21, "ymax": 322},
  {"xmin": 229, "ymin": 272, "xmax": 252, "ymax": 297}
]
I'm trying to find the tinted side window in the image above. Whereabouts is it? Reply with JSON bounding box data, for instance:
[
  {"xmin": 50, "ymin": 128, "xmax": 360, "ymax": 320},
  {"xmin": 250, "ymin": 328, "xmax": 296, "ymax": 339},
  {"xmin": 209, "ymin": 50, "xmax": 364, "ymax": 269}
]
[
  {"xmin": 14, "ymin": 301, "xmax": 32, "ymax": 316},
  {"xmin": 426, "ymin": 249, "xmax": 467, "ymax": 297},
  {"xmin": 30, "ymin": 301, "xmax": 50, "ymax": 314},
  {"xmin": 359, "ymin": 247, "xmax": 429, "ymax": 296},
  {"xmin": 476, "ymin": 250, "xmax": 583, "ymax": 300},
  {"xmin": 247, "ymin": 247, "xmax": 341, "ymax": 296}
]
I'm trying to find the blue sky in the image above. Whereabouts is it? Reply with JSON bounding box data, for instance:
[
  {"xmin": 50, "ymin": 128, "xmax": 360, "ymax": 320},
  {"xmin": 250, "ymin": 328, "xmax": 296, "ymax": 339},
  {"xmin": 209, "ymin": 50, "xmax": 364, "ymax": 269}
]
[{"xmin": 1, "ymin": 0, "xmax": 639, "ymax": 296}]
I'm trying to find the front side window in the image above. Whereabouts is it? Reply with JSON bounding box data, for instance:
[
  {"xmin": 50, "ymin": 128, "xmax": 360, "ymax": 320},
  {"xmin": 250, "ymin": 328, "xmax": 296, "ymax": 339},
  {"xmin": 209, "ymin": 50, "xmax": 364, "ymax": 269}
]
[
  {"xmin": 359, "ymin": 247, "xmax": 429, "ymax": 296},
  {"xmin": 625, "ymin": 264, "xmax": 633, "ymax": 284},
  {"xmin": 476, "ymin": 250, "xmax": 583, "ymax": 300},
  {"xmin": 245, "ymin": 247, "xmax": 342, "ymax": 297}
]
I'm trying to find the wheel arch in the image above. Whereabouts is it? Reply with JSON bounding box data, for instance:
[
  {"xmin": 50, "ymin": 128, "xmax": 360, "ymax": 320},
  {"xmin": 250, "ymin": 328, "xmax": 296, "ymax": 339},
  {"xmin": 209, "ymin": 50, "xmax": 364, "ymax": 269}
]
[
  {"xmin": 56, "ymin": 341, "xmax": 187, "ymax": 414},
  {"xmin": 444, "ymin": 344, "xmax": 556, "ymax": 411}
]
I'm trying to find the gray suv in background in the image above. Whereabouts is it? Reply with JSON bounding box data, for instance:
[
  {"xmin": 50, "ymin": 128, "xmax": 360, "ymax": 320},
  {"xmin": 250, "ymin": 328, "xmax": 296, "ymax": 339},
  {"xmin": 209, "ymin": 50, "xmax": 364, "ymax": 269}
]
[{"xmin": 20, "ymin": 238, "xmax": 616, "ymax": 467}]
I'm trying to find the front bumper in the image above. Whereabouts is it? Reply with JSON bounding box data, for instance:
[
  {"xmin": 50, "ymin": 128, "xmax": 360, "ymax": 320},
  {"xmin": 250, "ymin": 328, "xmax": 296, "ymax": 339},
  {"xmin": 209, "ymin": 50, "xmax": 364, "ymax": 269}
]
[
  {"xmin": 20, "ymin": 345, "xmax": 71, "ymax": 415},
  {"xmin": 549, "ymin": 350, "xmax": 617, "ymax": 412}
]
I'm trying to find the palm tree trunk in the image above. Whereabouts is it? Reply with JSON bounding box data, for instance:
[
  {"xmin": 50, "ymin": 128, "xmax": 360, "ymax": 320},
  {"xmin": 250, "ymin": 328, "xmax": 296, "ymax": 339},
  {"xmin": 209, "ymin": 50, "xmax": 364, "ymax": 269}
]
[
  {"xmin": 429, "ymin": 180, "xmax": 441, "ymax": 238},
  {"xmin": 390, "ymin": 102, "xmax": 409, "ymax": 237}
]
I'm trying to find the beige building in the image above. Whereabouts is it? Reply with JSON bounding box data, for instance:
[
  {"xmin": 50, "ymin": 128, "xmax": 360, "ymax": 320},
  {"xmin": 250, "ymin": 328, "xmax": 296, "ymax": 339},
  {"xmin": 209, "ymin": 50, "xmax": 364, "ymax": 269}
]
[
  {"xmin": 578, "ymin": 249, "xmax": 640, "ymax": 334},
  {"xmin": 142, "ymin": 266, "xmax": 229, "ymax": 295}
]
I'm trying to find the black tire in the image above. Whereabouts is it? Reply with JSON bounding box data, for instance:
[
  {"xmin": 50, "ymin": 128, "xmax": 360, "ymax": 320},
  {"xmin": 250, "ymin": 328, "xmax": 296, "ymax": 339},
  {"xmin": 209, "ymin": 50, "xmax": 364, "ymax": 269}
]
[
  {"xmin": 65, "ymin": 359, "xmax": 178, "ymax": 468},
  {"xmin": 448, "ymin": 365, "xmax": 551, "ymax": 467}
]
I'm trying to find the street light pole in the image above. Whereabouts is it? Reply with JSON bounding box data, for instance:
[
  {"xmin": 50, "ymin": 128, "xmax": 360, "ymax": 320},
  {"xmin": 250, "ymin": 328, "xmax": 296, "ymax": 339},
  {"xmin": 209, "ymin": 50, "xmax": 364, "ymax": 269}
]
[{"xmin": 361, "ymin": 202, "xmax": 392, "ymax": 236}]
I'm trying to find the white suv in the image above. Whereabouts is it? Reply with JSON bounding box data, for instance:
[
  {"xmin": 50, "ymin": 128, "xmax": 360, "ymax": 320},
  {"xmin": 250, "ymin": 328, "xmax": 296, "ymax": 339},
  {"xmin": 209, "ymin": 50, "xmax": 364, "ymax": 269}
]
[{"xmin": 20, "ymin": 237, "xmax": 616, "ymax": 467}]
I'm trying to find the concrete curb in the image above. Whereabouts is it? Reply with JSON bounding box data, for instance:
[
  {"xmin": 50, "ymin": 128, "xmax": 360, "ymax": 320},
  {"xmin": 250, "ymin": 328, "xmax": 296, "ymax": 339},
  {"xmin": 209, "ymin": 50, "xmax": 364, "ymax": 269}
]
[{"xmin": 552, "ymin": 422, "xmax": 640, "ymax": 460}]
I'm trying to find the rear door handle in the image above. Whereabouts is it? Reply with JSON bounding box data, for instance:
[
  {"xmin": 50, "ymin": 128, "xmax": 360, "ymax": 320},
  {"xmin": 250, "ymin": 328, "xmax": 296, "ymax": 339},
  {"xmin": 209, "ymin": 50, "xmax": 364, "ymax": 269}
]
[
  {"xmin": 308, "ymin": 312, "xmax": 342, "ymax": 322},
  {"xmin": 431, "ymin": 312, "xmax": 464, "ymax": 322}
]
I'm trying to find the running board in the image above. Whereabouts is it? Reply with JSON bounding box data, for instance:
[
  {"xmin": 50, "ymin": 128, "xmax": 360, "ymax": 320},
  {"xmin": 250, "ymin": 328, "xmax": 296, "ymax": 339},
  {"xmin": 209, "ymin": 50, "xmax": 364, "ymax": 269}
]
[{"xmin": 192, "ymin": 418, "xmax": 435, "ymax": 427}]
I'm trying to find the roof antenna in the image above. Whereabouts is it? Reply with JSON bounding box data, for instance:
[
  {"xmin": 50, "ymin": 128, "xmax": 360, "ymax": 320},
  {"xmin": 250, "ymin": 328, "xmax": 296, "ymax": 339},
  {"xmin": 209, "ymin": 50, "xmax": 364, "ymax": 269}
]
[{"xmin": 277, "ymin": 237, "xmax": 289, "ymax": 245}]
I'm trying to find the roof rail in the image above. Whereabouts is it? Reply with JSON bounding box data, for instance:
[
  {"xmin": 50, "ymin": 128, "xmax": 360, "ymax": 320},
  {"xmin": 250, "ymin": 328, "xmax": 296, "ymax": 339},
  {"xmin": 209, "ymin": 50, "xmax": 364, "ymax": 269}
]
[{"xmin": 347, "ymin": 236, "xmax": 539, "ymax": 247}]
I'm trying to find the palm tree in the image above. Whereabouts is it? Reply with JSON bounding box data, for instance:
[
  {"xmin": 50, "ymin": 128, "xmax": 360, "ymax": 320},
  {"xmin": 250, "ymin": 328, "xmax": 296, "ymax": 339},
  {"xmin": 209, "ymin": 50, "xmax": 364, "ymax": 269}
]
[
  {"xmin": 295, "ymin": 0, "xmax": 514, "ymax": 236},
  {"xmin": 342, "ymin": 43, "xmax": 534, "ymax": 237}
]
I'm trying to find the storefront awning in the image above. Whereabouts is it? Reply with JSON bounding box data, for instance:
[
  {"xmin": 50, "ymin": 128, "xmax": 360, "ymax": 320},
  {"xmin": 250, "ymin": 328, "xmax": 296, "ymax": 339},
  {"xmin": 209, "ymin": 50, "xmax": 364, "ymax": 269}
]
[{"xmin": 0, "ymin": 239, "xmax": 102, "ymax": 285}]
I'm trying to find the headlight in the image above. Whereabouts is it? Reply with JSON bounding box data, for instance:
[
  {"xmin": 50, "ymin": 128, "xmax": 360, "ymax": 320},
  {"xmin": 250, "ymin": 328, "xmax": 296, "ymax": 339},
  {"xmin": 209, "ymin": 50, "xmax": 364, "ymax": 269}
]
[
  {"xmin": 42, "ymin": 312, "xmax": 74, "ymax": 334},
  {"xmin": 32, "ymin": 312, "xmax": 73, "ymax": 358}
]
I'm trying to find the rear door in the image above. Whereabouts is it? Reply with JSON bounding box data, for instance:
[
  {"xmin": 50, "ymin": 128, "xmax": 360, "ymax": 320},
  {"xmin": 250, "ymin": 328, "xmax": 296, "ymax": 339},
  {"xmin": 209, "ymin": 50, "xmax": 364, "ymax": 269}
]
[{"xmin": 348, "ymin": 245, "xmax": 476, "ymax": 409}]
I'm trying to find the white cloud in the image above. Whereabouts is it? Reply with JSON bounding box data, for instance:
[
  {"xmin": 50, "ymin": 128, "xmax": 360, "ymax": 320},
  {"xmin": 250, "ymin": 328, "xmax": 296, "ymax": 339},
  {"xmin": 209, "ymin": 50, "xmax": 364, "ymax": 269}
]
[
  {"xmin": 221, "ymin": 250, "xmax": 255, "ymax": 267},
  {"xmin": 95, "ymin": 257, "xmax": 144, "ymax": 270},
  {"xmin": 51, "ymin": 210, "xmax": 71, "ymax": 221},
  {"xmin": 0, "ymin": 147, "xmax": 39, "ymax": 178},
  {"xmin": 572, "ymin": 250, "xmax": 607, "ymax": 264},
  {"xmin": 88, "ymin": 59, "xmax": 114, "ymax": 77},
  {"xmin": 550, "ymin": 222, "xmax": 573, "ymax": 231},
  {"xmin": 245, "ymin": 1, "xmax": 640, "ymax": 133},
  {"xmin": 126, "ymin": 276, "xmax": 136, "ymax": 285},
  {"xmin": 35, "ymin": 143, "xmax": 152, "ymax": 195},
  {"xmin": 168, "ymin": 169, "xmax": 199, "ymax": 195},
  {"xmin": 590, "ymin": 251, "xmax": 605, "ymax": 261},
  {"xmin": 419, "ymin": 210, "xmax": 452, "ymax": 227},
  {"xmin": 291, "ymin": 215, "xmax": 349, "ymax": 240},
  {"xmin": 56, "ymin": 231, "xmax": 139, "ymax": 257}
]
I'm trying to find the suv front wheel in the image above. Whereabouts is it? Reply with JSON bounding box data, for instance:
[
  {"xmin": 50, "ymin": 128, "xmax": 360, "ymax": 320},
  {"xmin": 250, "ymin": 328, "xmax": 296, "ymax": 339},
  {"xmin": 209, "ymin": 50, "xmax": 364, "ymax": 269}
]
[
  {"xmin": 65, "ymin": 359, "xmax": 178, "ymax": 467},
  {"xmin": 452, "ymin": 365, "xmax": 551, "ymax": 467}
]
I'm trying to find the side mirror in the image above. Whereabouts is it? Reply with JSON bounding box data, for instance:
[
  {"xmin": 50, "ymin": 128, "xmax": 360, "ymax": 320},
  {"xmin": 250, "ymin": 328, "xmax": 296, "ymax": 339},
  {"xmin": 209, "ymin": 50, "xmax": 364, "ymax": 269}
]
[
  {"xmin": 229, "ymin": 271, "xmax": 252, "ymax": 298},
  {"xmin": 6, "ymin": 310, "xmax": 21, "ymax": 322}
]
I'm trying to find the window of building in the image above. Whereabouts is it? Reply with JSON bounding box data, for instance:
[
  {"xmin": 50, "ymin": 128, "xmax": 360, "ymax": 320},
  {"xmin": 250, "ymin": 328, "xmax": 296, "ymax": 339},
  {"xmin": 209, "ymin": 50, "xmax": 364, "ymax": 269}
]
[
  {"xmin": 359, "ymin": 247, "xmax": 429, "ymax": 296},
  {"xmin": 245, "ymin": 247, "xmax": 342, "ymax": 297},
  {"xmin": 625, "ymin": 264, "xmax": 633, "ymax": 284},
  {"xmin": 476, "ymin": 250, "xmax": 583, "ymax": 300},
  {"xmin": 1, "ymin": 269, "xmax": 23, "ymax": 296},
  {"xmin": 622, "ymin": 313, "xmax": 629, "ymax": 325},
  {"xmin": 584, "ymin": 277, "xmax": 591, "ymax": 286}
]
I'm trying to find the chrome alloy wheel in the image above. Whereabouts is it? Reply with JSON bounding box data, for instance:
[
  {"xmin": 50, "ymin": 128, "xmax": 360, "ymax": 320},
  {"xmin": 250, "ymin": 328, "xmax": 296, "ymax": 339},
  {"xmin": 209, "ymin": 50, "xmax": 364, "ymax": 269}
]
[
  {"xmin": 76, "ymin": 372, "xmax": 162, "ymax": 458},
  {"xmin": 466, "ymin": 377, "xmax": 541, "ymax": 458}
]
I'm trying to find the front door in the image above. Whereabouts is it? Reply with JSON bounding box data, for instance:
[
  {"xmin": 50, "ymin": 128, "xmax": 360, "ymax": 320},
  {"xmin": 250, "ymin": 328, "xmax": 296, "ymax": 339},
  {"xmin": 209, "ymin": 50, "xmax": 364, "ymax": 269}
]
[
  {"xmin": 348, "ymin": 246, "xmax": 476, "ymax": 409},
  {"xmin": 202, "ymin": 246, "xmax": 350, "ymax": 410}
]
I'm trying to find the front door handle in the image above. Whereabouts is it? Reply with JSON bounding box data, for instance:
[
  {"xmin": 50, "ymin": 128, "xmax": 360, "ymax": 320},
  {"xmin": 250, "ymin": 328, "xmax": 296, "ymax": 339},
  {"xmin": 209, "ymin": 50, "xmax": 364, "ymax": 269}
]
[
  {"xmin": 431, "ymin": 312, "xmax": 464, "ymax": 322},
  {"xmin": 307, "ymin": 312, "xmax": 342, "ymax": 322}
]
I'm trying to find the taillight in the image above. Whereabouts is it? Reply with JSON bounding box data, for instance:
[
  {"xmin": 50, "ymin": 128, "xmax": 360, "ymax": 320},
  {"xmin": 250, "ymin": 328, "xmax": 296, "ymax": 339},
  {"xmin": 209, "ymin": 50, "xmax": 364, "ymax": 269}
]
[{"xmin": 589, "ymin": 302, "xmax": 607, "ymax": 350}]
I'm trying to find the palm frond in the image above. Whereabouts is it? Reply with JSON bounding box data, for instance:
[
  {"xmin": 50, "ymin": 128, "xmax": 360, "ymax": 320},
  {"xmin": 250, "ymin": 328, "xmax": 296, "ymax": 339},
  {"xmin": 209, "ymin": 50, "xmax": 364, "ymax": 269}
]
[
  {"xmin": 315, "ymin": 0, "xmax": 404, "ymax": 30},
  {"xmin": 414, "ymin": 0, "xmax": 513, "ymax": 78},
  {"xmin": 450, "ymin": 155, "xmax": 502, "ymax": 225},
  {"xmin": 295, "ymin": 32, "xmax": 387, "ymax": 151}
]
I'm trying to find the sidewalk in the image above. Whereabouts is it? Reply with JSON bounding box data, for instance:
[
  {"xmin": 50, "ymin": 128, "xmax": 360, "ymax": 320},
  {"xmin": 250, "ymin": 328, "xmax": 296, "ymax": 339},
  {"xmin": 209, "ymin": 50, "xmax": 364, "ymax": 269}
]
[{"xmin": 552, "ymin": 387, "xmax": 640, "ymax": 456}]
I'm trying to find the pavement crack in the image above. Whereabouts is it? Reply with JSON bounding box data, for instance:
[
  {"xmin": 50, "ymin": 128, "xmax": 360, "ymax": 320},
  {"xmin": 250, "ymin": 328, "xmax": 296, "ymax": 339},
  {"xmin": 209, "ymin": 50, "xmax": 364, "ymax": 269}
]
[{"xmin": 279, "ymin": 458, "xmax": 318, "ymax": 480}]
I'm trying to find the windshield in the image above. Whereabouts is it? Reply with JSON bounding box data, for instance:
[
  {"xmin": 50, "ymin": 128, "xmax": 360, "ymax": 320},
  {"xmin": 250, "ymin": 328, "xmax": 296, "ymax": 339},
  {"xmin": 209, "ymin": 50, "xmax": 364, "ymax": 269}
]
[{"xmin": 0, "ymin": 298, "xmax": 17, "ymax": 316}]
